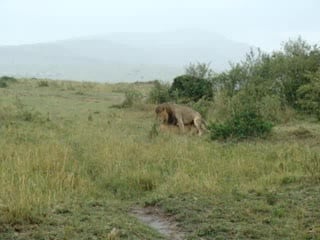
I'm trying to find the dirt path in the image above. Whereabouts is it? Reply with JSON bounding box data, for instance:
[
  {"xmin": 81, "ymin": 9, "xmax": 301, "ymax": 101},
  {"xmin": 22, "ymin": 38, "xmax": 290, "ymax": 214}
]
[{"xmin": 131, "ymin": 207, "xmax": 185, "ymax": 240}]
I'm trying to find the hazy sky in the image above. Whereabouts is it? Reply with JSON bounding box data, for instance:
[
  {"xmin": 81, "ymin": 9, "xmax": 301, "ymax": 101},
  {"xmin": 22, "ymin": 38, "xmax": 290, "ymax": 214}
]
[{"xmin": 1, "ymin": 0, "xmax": 319, "ymax": 51}]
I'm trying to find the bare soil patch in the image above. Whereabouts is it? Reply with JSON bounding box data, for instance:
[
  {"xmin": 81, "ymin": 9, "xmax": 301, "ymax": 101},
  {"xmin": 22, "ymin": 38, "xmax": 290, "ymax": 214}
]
[{"xmin": 131, "ymin": 206, "xmax": 185, "ymax": 240}]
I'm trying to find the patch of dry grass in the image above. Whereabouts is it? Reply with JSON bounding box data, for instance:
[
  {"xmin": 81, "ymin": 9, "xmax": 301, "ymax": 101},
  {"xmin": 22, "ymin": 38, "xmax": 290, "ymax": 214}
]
[{"xmin": 0, "ymin": 78, "xmax": 319, "ymax": 239}]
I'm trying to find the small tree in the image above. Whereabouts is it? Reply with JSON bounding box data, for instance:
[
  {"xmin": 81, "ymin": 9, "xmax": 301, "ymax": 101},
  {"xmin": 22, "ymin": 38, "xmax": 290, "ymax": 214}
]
[
  {"xmin": 147, "ymin": 80, "xmax": 170, "ymax": 104},
  {"xmin": 279, "ymin": 37, "xmax": 320, "ymax": 106},
  {"xmin": 185, "ymin": 62, "xmax": 214, "ymax": 79}
]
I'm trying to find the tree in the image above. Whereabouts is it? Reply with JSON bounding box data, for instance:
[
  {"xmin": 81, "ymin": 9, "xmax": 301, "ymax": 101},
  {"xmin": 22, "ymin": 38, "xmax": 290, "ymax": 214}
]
[
  {"xmin": 185, "ymin": 62, "xmax": 214, "ymax": 79},
  {"xmin": 213, "ymin": 38, "xmax": 320, "ymax": 108},
  {"xmin": 278, "ymin": 37, "xmax": 320, "ymax": 106}
]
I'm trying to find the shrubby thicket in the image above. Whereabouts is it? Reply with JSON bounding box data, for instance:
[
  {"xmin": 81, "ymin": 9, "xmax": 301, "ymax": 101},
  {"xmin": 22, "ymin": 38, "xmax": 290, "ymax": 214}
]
[{"xmin": 149, "ymin": 37, "xmax": 320, "ymax": 139}]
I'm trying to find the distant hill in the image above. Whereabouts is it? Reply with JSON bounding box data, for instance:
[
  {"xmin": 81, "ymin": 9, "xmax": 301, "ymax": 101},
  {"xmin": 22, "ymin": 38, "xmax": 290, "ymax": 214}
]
[{"xmin": 0, "ymin": 30, "xmax": 252, "ymax": 82}]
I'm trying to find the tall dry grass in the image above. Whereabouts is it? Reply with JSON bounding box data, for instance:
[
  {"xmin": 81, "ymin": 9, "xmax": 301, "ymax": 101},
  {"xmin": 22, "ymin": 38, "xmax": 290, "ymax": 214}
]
[
  {"xmin": 0, "ymin": 78, "xmax": 319, "ymax": 225},
  {"xmin": 0, "ymin": 141, "xmax": 90, "ymax": 223}
]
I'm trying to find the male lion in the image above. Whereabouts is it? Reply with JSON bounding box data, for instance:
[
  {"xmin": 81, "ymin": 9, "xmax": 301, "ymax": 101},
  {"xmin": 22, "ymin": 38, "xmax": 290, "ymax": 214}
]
[
  {"xmin": 159, "ymin": 123, "xmax": 198, "ymax": 135},
  {"xmin": 155, "ymin": 103, "xmax": 207, "ymax": 136}
]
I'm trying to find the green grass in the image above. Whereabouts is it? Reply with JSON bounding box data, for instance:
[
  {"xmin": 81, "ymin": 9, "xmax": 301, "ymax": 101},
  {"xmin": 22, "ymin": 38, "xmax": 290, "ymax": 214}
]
[{"xmin": 0, "ymin": 78, "xmax": 320, "ymax": 239}]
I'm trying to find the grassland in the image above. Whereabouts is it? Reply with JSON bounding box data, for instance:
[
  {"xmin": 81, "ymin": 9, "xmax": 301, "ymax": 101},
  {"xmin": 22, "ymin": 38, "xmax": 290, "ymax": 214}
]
[{"xmin": 0, "ymin": 78, "xmax": 320, "ymax": 239}]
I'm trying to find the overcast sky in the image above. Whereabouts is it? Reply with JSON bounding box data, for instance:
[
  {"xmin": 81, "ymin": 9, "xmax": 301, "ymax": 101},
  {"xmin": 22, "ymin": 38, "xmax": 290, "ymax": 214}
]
[{"xmin": 1, "ymin": 0, "xmax": 319, "ymax": 51}]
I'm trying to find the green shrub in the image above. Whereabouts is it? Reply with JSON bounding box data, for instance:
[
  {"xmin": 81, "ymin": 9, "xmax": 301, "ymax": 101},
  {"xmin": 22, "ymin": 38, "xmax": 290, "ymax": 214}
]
[
  {"xmin": 297, "ymin": 71, "xmax": 320, "ymax": 120},
  {"xmin": 211, "ymin": 38, "xmax": 320, "ymax": 111},
  {"xmin": 0, "ymin": 76, "xmax": 17, "ymax": 82},
  {"xmin": 208, "ymin": 122, "xmax": 232, "ymax": 140},
  {"xmin": 147, "ymin": 80, "xmax": 171, "ymax": 104},
  {"xmin": 185, "ymin": 62, "xmax": 214, "ymax": 79},
  {"xmin": 0, "ymin": 76, "xmax": 17, "ymax": 88},
  {"xmin": 189, "ymin": 98, "xmax": 212, "ymax": 118},
  {"xmin": 232, "ymin": 92, "xmax": 287, "ymax": 123},
  {"xmin": 0, "ymin": 81, "xmax": 8, "ymax": 88},
  {"xmin": 169, "ymin": 75, "xmax": 213, "ymax": 102},
  {"xmin": 209, "ymin": 111, "xmax": 273, "ymax": 140}
]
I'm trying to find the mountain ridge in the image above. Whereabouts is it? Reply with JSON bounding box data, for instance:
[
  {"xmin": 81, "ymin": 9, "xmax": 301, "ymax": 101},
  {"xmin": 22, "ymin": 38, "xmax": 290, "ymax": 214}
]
[{"xmin": 0, "ymin": 30, "xmax": 253, "ymax": 82}]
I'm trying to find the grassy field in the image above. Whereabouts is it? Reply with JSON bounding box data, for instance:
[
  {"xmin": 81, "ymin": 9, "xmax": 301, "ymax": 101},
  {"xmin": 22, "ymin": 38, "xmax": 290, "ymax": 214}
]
[{"xmin": 0, "ymin": 78, "xmax": 320, "ymax": 239}]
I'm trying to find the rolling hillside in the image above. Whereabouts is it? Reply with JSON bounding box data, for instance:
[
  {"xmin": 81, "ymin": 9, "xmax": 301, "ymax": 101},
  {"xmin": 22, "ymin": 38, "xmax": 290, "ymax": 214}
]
[{"xmin": 0, "ymin": 30, "xmax": 252, "ymax": 82}]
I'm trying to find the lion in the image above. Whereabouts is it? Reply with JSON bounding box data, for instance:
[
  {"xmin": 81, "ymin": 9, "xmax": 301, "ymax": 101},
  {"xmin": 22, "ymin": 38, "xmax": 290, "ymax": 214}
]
[
  {"xmin": 155, "ymin": 103, "xmax": 207, "ymax": 136},
  {"xmin": 159, "ymin": 123, "xmax": 198, "ymax": 135}
]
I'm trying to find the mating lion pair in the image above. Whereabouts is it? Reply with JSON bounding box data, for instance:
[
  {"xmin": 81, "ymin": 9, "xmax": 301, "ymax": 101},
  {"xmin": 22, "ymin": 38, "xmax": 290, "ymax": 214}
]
[{"xmin": 155, "ymin": 103, "xmax": 207, "ymax": 136}]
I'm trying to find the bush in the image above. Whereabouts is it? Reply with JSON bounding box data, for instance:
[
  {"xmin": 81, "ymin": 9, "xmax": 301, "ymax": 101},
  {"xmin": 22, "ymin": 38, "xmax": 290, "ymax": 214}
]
[
  {"xmin": 297, "ymin": 71, "xmax": 320, "ymax": 120},
  {"xmin": 231, "ymin": 92, "xmax": 287, "ymax": 123},
  {"xmin": 189, "ymin": 98, "xmax": 212, "ymax": 118},
  {"xmin": 147, "ymin": 80, "xmax": 171, "ymax": 104},
  {"xmin": 122, "ymin": 89, "xmax": 143, "ymax": 107},
  {"xmin": 0, "ymin": 81, "xmax": 8, "ymax": 88},
  {"xmin": 0, "ymin": 76, "xmax": 17, "ymax": 82},
  {"xmin": 185, "ymin": 62, "xmax": 214, "ymax": 79},
  {"xmin": 209, "ymin": 111, "xmax": 273, "ymax": 140},
  {"xmin": 212, "ymin": 39, "xmax": 320, "ymax": 109},
  {"xmin": 169, "ymin": 75, "xmax": 213, "ymax": 102},
  {"xmin": 0, "ymin": 76, "xmax": 17, "ymax": 88}
]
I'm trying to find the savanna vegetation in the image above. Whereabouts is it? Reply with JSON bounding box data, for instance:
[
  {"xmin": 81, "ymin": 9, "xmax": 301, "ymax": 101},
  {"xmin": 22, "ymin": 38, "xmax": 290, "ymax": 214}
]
[{"xmin": 0, "ymin": 38, "xmax": 320, "ymax": 239}]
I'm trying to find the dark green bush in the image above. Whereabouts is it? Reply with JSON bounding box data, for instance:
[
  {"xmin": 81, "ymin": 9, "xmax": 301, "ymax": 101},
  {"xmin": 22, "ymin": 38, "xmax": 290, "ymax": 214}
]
[
  {"xmin": 0, "ymin": 76, "xmax": 17, "ymax": 88},
  {"xmin": 0, "ymin": 76, "xmax": 17, "ymax": 82},
  {"xmin": 209, "ymin": 111, "xmax": 273, "ymax": 140},
  {"xmin": 0, "ymin": 81, "xmax": 8, "ymax": 88},
  {"xmin": 169, "ymin": 75, "xmax": 213, "ymax": 102}
]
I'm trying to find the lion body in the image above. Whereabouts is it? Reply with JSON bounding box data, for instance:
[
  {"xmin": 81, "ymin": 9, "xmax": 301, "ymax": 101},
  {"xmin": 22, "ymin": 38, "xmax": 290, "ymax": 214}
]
[
  {"xmin": 159, "ymin": 123, "xmax": 197, "ymax": 134},
  {"xmin": 155, "ymin": 103, "xmax": 207, "ymax": 136}
]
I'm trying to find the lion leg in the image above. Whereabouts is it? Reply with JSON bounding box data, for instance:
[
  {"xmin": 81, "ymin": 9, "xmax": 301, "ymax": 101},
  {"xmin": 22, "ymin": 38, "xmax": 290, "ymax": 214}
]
[
  {"xmin": 194, "ymin": 117, "xmax": 203, "ymax": 136},
  {"xmin": 177, "ymin": 119, "xmax": 185, "ymax": 133}
]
